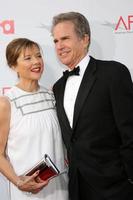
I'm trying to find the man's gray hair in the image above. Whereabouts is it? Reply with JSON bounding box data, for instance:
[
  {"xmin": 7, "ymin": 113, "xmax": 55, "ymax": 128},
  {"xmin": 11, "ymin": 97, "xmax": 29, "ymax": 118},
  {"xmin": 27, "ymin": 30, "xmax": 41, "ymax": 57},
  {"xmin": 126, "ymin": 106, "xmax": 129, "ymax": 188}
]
[{"xmin": 51, "ymin": 11, "xmax": 91, "ymax": 41}]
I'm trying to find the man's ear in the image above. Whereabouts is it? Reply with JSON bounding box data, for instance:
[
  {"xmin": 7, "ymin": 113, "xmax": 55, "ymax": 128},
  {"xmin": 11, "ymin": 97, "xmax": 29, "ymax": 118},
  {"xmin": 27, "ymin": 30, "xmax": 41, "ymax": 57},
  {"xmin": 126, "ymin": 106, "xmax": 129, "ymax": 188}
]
[
  {"xmin": 84, "ymin": 34, "xmax": 90, "ymax": 46},
  {"xmin": 82, "ymin": 34, "xmax": 90, "ymax": 51}
]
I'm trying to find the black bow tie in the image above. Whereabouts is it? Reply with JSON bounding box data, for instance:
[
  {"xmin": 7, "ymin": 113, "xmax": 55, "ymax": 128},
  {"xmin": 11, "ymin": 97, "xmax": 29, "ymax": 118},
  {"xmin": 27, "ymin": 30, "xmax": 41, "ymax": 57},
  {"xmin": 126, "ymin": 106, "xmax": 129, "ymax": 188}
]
[{"xmin": 63, "ymin": 66, "xmax": 80, "ymax": 79}]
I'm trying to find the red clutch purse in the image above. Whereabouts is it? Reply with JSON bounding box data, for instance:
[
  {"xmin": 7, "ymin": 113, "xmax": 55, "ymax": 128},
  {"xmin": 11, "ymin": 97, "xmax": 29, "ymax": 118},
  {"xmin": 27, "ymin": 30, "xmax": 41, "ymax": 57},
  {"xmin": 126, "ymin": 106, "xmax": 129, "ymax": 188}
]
[{"xmin": 24, "ymin": 154, "xmax": 60, "ymax": 181}]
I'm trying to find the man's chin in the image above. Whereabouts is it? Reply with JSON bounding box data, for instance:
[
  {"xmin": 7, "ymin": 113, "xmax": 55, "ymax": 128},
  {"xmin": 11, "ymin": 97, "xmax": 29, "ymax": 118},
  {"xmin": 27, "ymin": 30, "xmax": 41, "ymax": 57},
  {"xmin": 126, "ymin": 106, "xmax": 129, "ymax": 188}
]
[{"xmin": 59, "ymin": 59, "xmax": 70, "ymax": 67}]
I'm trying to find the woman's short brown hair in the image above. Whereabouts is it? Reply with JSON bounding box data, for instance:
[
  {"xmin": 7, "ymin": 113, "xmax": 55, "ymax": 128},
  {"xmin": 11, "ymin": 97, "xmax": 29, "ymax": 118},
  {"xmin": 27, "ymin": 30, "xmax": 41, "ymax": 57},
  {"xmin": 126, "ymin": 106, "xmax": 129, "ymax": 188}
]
[{"xmin": 6, "ymin": 38, "xmax": 40, "ymax": 68}]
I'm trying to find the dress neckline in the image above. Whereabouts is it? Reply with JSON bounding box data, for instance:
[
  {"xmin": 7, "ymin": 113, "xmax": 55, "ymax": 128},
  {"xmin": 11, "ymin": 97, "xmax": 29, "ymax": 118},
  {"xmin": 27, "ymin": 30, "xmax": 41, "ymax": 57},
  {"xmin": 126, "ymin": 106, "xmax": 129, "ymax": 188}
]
[{"xmin": 14, "ymin": 85, "xmax": 41, "ymax": 94}]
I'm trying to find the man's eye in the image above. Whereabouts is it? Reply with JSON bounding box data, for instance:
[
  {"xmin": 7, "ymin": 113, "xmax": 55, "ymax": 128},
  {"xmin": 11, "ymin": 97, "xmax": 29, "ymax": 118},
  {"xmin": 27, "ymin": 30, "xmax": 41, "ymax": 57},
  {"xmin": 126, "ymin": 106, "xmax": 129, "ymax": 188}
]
[{"xmin": 54, "ymin": 39, "xmax": 58, "ymax": 44}]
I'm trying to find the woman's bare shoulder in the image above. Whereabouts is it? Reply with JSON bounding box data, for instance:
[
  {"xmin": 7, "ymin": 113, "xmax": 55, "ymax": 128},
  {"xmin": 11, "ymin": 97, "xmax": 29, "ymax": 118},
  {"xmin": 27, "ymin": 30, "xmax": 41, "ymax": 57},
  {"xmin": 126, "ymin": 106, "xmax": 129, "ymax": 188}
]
[{"xmin": 0, "ymin": 96, "xmax": 10, "ymax": 112}]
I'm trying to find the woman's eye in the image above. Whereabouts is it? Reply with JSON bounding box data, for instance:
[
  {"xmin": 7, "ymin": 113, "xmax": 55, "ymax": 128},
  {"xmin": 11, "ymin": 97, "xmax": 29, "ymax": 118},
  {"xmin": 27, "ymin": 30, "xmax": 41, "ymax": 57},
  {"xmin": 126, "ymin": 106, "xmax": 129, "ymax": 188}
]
[
  {"xmin": 24, "ymin": 57, "xmax": 31, "ymax": 60},
  {"xmin": 37, "ymin": 54, "xmax": 42, "ymax": 58}
]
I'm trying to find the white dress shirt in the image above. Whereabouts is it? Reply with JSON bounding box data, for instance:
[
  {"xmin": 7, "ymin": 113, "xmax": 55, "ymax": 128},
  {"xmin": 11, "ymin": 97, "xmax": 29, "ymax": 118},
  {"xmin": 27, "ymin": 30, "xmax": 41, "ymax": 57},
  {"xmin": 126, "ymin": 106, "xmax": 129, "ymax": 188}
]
[{"xmin": 63, "ymin": 54, "xmax": 90, "ymax": 128}]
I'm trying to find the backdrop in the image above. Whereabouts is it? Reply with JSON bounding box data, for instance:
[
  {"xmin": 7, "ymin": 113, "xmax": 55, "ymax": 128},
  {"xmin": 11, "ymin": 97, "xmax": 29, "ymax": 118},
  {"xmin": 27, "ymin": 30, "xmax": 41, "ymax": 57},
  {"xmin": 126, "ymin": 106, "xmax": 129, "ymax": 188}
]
[{"xmin": 0, "ymin": 0, "xmax": 133, "ymax": 198}]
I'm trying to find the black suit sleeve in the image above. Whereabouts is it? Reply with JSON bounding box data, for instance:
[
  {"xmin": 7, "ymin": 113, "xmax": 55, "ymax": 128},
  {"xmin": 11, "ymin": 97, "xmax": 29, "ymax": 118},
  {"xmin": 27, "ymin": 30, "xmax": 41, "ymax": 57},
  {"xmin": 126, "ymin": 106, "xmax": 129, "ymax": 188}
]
[{"xmin": 110, "ymin": 63, "xmax": 133, "ymax": 179}]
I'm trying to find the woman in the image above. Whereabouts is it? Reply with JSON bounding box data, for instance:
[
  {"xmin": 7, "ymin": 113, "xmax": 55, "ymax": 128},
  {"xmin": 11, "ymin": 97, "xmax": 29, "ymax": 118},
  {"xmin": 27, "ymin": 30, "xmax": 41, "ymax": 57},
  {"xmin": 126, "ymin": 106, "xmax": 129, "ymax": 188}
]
[{"xmin": 0, "ymin": 38, "xmax": 68, "ymax": 200}]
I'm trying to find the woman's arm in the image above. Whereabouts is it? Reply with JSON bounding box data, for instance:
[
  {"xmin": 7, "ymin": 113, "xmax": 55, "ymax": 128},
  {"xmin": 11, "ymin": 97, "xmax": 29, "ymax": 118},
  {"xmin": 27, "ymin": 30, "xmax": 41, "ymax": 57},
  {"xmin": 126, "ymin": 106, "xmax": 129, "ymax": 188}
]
[
  {"xmin": 0, "ymin": 96, "xmax": 48, "ymax": 193},
  {"xmin": 0, "ymin": 96, "xmax": 19, "ymax": 184}
]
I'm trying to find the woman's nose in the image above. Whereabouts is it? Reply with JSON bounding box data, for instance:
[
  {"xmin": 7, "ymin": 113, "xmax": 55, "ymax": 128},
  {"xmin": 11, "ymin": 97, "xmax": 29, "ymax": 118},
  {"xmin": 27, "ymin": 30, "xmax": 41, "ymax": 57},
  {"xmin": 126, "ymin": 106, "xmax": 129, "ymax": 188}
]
[{"xmin": 32, "ymin": 57, "xmax": 40, "ymax": 64}]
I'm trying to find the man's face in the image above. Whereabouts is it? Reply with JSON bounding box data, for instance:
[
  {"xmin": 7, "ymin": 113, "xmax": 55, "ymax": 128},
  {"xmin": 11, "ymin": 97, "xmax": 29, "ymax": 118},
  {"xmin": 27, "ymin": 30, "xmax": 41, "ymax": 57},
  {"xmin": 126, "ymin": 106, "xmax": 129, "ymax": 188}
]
[{"xmin": 53, "ymin": 21, "xmax": 89, "ymax": 69}]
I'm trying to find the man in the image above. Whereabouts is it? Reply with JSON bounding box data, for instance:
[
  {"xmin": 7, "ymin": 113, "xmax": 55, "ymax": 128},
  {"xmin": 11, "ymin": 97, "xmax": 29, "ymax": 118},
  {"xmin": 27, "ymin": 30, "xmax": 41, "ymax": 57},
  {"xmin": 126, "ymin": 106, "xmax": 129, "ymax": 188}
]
[{"xmin": 51, "ymin": 11, "xmax": 133, "ymax": 200}]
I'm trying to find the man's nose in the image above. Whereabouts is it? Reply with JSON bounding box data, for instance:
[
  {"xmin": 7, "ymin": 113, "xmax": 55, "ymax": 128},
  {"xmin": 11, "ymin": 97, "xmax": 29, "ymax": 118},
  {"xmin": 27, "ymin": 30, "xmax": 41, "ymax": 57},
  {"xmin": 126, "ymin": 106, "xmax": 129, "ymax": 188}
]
[{"xmin": 56, "ymin": 41, "xmax": 64, "ymax": 50}]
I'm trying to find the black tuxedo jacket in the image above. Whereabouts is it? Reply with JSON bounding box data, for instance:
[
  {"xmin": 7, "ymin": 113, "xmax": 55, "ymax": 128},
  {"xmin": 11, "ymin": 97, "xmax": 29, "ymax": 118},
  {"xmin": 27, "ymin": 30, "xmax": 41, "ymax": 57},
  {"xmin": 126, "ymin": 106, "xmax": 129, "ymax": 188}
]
[{"xmin": 53, "ymin": 56, "xmax": 133, "ymax": 200}]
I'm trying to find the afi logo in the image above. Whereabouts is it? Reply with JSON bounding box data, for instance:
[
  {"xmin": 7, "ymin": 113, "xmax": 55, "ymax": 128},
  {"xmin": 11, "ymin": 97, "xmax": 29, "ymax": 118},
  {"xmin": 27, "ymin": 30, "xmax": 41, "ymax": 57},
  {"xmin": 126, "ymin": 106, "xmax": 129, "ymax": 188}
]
[
  {"xmin": 115, "ymin": 15, "xmax": 133, "ymax": 31},
  {"xmin": 0, "ymin": 20, "xmax": 14, "ymax": 34}
]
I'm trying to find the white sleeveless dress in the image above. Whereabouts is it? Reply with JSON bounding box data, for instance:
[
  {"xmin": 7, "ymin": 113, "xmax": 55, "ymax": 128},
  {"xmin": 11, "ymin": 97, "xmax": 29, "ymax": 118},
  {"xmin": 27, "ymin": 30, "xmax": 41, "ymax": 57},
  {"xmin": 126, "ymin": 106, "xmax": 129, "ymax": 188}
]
[{"xmin": 5, "ymin": 85, "xmax": 68, "ymax": 200}]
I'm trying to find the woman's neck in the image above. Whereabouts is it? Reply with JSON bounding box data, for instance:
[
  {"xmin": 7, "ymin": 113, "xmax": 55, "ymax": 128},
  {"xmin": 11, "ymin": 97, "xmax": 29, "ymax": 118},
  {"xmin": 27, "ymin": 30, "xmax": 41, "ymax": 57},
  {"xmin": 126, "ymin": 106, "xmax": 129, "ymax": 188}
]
[{"xmin": 16, "ymin": 81, "xmax": 39, "ymax": 92}]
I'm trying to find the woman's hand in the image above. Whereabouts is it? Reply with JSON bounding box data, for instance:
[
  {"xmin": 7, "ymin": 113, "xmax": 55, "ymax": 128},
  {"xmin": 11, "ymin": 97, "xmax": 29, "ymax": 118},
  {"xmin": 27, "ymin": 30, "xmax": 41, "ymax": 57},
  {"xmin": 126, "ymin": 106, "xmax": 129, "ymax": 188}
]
[{"xmin": 17, "ymin": 171, "xmax": 49, "ymax": 194}]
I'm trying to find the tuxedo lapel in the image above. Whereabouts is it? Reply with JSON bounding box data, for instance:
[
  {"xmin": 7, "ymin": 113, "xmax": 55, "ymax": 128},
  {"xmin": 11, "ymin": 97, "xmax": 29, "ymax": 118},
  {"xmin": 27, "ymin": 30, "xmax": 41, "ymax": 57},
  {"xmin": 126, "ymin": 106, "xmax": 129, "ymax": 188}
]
[
  {"xmin": 73, "ymin": 57, "xmax": 97, "ymax": 129},
  {"xmin": 56, "ymin": 77, "xmax": 73, "ymax": 133}
]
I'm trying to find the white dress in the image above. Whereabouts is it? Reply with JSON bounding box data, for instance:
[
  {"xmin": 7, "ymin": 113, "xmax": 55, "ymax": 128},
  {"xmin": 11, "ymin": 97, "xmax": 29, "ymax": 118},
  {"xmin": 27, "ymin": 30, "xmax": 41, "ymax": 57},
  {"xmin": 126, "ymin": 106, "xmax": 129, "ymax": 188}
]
[{"xmin": 5, "ymin": 85, "xmax": 68, "ymax": 200}]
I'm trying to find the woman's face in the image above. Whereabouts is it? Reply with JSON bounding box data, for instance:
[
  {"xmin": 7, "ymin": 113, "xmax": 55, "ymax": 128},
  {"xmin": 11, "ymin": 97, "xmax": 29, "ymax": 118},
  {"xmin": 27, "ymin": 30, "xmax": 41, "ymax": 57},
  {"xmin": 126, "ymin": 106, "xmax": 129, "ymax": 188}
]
[{"xmin": 14, "ymin": 45, "xmax": 44, "ymax": 82}]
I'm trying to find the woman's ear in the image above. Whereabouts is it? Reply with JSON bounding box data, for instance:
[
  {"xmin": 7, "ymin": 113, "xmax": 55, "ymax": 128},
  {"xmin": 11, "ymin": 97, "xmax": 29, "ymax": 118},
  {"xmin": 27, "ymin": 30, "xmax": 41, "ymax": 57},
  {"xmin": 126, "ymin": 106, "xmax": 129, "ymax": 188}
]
[
  {"xmin": 11, "ymin": 65, "xmax": 15, "ymax": 69},
  {"xmin": 11, "ymin": 66, "xmax": 19, "ymax": 77},
  {"xmin": 12, "ymin": 65, "xmax": 17, "ymax": 71}
]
